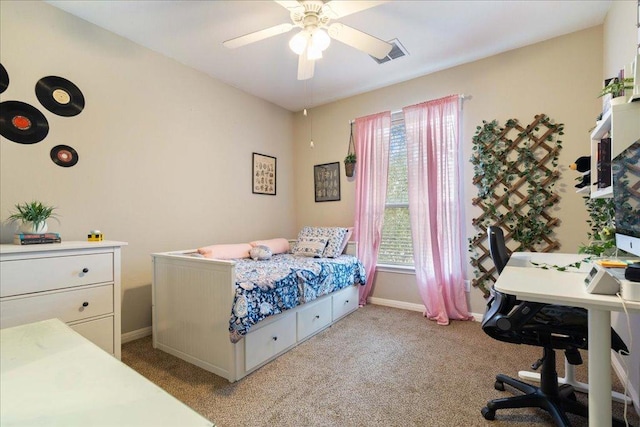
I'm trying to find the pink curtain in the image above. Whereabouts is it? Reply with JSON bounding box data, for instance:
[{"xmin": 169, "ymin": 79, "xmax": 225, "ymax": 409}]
[
  {"xmin": 403, "ymin": 95, "xmax": 472, "ymax": 325},
  {"xmin": 354, "ymin": 111, "xmax": 391, "ymax": 306}
]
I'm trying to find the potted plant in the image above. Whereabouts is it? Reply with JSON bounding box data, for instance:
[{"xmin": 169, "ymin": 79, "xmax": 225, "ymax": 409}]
[
  {"xmin": 344, "ymin": 153, "xmax": 356, "ymax": 177},
  {"xmin": 8, "ymin": 201, "xmax": 58, "ymax": 234}
]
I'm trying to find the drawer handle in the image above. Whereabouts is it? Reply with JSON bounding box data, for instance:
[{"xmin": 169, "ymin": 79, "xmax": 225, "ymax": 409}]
[
  {"xmin": 82, "ymin": 302, "xmax": 89, "ymax": 307},
  {"xmin": 272, "ymin": 336, "xmax": 278, "ymax": 341},
  {"xmin": 314, "ymin": 315, "xmax": 320, "ymax": 319},
  {"xmin": 344, "ymin": 300, "xmax": 349, "ymax": 304},
  {"xmin": 82, "ymin": 268, "xmax": 89, "ymax": 273}
]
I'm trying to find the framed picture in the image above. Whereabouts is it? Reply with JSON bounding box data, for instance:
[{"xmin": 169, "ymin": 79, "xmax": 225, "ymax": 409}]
[
  {"xmin": 314, "ymin": 162, "xmax": 341, "ymax": 202},
  {"xmin": 252, "ymin": 153, "xmax": 276, "ymax": 195}
]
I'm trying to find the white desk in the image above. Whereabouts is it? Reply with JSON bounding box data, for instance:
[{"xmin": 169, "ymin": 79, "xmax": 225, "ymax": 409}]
[
  {"xmin": 495, "ymin": 252, "xmax": 640, "ymax": 427},
  {"xmin": 0, "ymin": 319, "xmax": 214, "ymax": 427}
]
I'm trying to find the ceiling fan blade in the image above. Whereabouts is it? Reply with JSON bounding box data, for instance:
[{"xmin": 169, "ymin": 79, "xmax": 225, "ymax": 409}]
[
  {"xmin": 327, "ymin": 23, "xmax": 392, "ymax": 59},
  {"xmin": 274, "ymin": 0, "xmax": 304, "ymax": 12},
  {"xmin": 322, "ymin": 1, "xmax": 389, "ymax": 19},
  {"xmin": 298, "ymin": 54, "xmax": 315, "ymax": 80},
  {"xmin": 223, "ymin": 23, "xmax": 293, "ymax": 49}
]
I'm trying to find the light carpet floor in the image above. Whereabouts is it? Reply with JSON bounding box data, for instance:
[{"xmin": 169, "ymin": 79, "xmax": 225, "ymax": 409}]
[{"xmin": 122, "ymin": 305, "xmax": 638, "ymax": 427}]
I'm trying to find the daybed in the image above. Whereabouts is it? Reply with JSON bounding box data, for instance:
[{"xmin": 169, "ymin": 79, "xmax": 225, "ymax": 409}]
[{"xmin": 151, "ymin": 233, "xmax": 365, "ymax": 382}]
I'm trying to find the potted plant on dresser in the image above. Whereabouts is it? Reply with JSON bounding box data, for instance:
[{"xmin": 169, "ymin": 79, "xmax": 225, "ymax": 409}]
[{"xmin": 8, "ymin": 200, "xmax": 58, "ymax": 234}]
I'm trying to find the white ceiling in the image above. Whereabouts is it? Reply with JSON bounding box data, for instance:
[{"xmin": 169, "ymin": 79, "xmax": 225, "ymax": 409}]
[{"xmin": 46, "ymin": 0, "xmax": 611, "ymax": 112}]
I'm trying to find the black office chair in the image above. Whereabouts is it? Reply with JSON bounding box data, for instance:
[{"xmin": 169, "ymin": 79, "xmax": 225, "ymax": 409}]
[{"xmin": 480, "ymin": 226, "xmax": 629, "ymax": 427}]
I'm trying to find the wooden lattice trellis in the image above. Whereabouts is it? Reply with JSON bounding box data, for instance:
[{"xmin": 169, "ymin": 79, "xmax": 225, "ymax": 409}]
[{"xmin": 469, "ymin": 114, "xmax": 564, "ymax": 297}]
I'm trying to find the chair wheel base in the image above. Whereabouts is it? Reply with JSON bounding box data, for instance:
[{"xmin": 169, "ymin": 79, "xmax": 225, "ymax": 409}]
[
  {"xmin": 481, "ymin": 407, "xmax": 495, "ymax": 420},
  {"xmin": 494, "ymin": 380, "xmax": 505, "ymax": 391}
]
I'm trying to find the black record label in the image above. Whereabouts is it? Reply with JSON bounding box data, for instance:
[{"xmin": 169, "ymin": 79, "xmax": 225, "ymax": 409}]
[
  {"xmin": 50, "ymin": 145, "xmax": 79, "ymax": 167},
  {"xmin": 0, "ymin": 63, "xmax": 8, "ymax": 94},
  {"xmin": 35, "ymin": 76, "xmax": 85, "ymax": 117},
  {"xmin": 0, "ymin": 101, "xmax": 49, "ymax": 144}
]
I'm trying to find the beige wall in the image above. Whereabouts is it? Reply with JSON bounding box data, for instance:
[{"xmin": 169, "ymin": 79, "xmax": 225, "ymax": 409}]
[
  {"xmin": 293, "ymin": 26, "xmax": 604, "ymax": 315},
  {"xmin": 603, "ymin": 0, "xmax": 640, "ymax": 408},
  {"xmin": 0, "ymin": 1, "xmax": 296, "ymax": 334}
]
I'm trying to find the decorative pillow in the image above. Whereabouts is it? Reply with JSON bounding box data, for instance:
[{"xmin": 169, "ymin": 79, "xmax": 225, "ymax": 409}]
[
  {"xmin": 249, "ymin": 238, "xmax": 290, "ymax": 255},
  {"xmin": 197, "ymin": 243, "xmax": 252, "ymax": 259},
  {"xmin": 338, "ymin": 227, "xmax": 354, "ymax": 255},
  {"xmin": 249, "ymin": 245, "xmax": 272, "ymax": 261},
  {"xmin": 295, "ymin": 226, "xmax": 348, "ymax": 258},
  {"xmin": 292, "ymin": 237, "xmax": 328, "ymax": 258}
]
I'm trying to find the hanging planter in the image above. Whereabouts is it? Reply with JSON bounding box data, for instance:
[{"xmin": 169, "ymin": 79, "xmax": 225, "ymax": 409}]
[
  {"xmin": 344, "ymin": 122, "xmax": 356, "ymax": 178},
  {"xmin": 344, "ymin": 154, "xmax": 356, "ymax": 177}
]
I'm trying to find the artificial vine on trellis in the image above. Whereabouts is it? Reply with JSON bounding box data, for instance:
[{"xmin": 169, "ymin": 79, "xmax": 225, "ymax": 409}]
[{"xmin": 469, "ymin": 114, "xmax": 564, "ymax": 297}]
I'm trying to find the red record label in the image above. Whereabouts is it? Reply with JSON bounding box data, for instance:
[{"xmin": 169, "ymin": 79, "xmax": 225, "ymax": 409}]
[{"xmin": 11, "ymin": 115, "xmax": 32, "ymax": 130}]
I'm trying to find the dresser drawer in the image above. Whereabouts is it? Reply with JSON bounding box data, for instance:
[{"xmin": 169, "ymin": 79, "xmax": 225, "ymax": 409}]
[
  {"xmin": 245, "ymin": 313, "xmax": 296, "ymax": 371},
  {"xmin": 0, "ymin": 253, "xmax": 113, "ymax": 297},
  {"xmin": 297, "ymin": 297, "xmax": 332, "ymax": 341},
  {"xmin": 332, "ymin": 285, "xmax": 359, "ymax": 321},
  {"xmin": 71, "ymin": 316, "xmax": 114, "ymax": 355},
  {"xmin": 0, "ymin": 284, "xmax": 113, "ymax": 329}
]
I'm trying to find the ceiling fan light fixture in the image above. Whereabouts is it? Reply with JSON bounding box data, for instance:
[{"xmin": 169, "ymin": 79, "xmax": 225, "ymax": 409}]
[
  {"xmin": 311, "ymin": 28, "xmax": 330, "ymax": 51},
  {"xmin": 289, "ymin": 31, "xmax": 309, "ymax": 55},
  {"xmin": 307, "ymin": 45, "xmax": 323, "ymax": 60}
]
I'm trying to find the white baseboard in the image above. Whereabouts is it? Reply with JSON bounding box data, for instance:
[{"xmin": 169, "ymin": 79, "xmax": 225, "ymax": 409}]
[
  {"xmin": 367, "ymin": 297, "xmax": 484, "ymax": 321},
  {"xmin": 612, "ymin": 352, "xmax": 640, "ymax": 411},
  {"xmin": 121, "ymin": 326, "xmax": 152, "ymax": 344},
  {"xmin": 368, "ymin": 297, "xmax": 425, "ymax": 313}
]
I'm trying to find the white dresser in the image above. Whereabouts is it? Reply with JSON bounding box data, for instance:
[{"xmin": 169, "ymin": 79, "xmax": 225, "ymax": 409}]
[{"xmin": 0, "ymin": 241, "xmax": 126, "ymax": 359}]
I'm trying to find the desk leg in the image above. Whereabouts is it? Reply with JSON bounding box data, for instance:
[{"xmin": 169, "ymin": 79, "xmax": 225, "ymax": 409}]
[{"xmin": 588, "ymin": 308, "xmax": 612, "ymax": 427}]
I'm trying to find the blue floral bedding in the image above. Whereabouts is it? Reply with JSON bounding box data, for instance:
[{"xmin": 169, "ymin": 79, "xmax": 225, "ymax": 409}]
[{"xmin": 229, "ymin": 254, "xmax": 366, "ymax": 343}]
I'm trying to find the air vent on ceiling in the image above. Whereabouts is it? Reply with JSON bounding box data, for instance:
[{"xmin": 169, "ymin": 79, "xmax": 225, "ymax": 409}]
[{"xmin": 371, "ymin": 39, "xmax": 408, "ymax": 64}]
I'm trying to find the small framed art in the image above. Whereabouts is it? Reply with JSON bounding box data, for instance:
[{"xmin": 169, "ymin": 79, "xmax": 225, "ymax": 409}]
[
  {"xmin": 314, "ymin": 162, "xmax": 341, "ymax": 202},
  {"xmin": 252, "ymin": 153, "xmax": 276, "ymax": 195}
]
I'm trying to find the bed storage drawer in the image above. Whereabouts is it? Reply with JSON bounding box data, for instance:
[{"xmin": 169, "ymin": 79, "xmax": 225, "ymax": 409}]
[
  {"xmin": 245, "ymin": 313, "xmax": 296, "ymax": 371},
  {"xmin": 0, "ymin": 284, "xmax": 113, "ymax": 329},
  {"xmin": 297, "ymin": 297, "xmax": 332, "ymax": 341},
  {"xmin": 332, "ymin": 285, "xmax": 359, "ymax": 321}
]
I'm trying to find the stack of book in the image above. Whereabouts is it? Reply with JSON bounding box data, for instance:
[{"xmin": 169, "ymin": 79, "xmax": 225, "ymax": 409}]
[{"xmin": 14, "ymin": 232, "xmax": 62, "ymax": 245}]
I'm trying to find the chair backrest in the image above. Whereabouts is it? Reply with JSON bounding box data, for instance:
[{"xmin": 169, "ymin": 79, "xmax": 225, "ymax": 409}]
[
  {"xmin": 488, "ymin": 226, "xmax": 510, "ymax": 274},
  {"xmin": 482, "ymin": 225, "xmax": 594, "ymax": 352}
]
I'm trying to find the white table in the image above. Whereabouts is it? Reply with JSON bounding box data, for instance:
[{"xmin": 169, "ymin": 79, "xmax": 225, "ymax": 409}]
[
  {"xmin": 0, "ymin": 319, "xmax": 214, "ymax": 427},
  {"xmin": 495, "ymin": 252, "xmax": 640, "ymax": 427}
]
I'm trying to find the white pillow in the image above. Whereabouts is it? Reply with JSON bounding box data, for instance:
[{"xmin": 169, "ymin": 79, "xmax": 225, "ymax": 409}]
[
  {"xmin": 249, "ymin": 238, "xmax": 289, "ymax": 254},
  {"xmin": 292, "ymin": 237, "xmax": 328, "ymax": 258}
]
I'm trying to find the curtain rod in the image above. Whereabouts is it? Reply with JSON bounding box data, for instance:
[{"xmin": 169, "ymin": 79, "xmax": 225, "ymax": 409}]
[{"xmin": 349, "ymin": 94, "xmax": 469, "ymax": 124}]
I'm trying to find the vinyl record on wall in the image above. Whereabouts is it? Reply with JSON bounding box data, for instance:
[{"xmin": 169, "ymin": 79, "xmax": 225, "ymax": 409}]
[
  {"xmin": 35, "ymin": 76, "xmax": 85, "ymax": 117},
  {"xmin": 0, "ymin": 63, "xmax": 8, "ymax": 94},
  {"xmin": 0, "ymin": 101, "xmax": 49, "ymax": 144},
  {"xmin": 50, "ymin": 144, "xmax": 79, "ymax": 167}
]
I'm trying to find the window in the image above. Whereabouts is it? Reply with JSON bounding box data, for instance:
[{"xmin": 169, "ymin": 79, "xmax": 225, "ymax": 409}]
[{"xmin": 378, "ymin": 114, "xmax": 414, "ymax": 266}]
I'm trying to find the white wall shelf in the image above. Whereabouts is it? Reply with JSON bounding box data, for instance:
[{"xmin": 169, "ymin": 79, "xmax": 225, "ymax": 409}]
[{"xmin": 588, "ymin": 102, "xmax": 640, "ymax": 199}]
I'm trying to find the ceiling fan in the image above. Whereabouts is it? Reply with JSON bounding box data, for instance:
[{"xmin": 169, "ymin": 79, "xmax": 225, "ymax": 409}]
[{"xmin": 223, "ymin": 0, "xmax": 392, "ymax": 80}]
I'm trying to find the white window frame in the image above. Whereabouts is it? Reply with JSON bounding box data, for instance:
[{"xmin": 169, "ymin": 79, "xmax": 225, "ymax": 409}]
[{"xmin": 377, "ymin": 112, "xmax": 415, "ymax": 271}]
